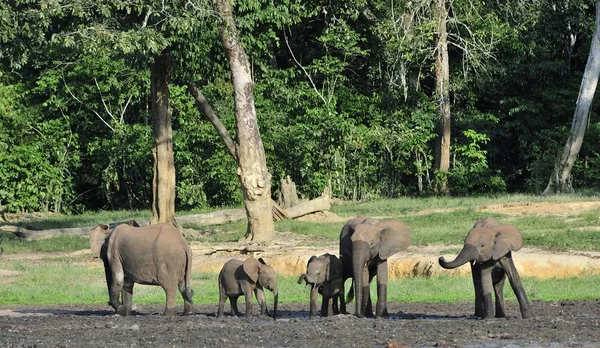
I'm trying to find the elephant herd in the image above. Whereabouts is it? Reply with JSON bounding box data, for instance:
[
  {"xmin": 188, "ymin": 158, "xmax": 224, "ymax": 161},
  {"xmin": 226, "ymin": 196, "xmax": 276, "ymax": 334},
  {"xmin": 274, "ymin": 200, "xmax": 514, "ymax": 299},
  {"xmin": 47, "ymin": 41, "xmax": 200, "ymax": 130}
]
[{"xmin": 96, "ymin": 216, "xmax": 533, "ymax": 320}]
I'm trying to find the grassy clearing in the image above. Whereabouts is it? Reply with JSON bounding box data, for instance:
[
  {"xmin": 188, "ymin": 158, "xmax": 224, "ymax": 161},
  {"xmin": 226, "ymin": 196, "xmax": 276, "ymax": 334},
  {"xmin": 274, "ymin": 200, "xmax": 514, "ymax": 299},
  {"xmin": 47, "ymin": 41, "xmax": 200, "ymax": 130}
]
[{"xmin": 2, "ymin": 260, "xmax": 599, "ymax": 306}]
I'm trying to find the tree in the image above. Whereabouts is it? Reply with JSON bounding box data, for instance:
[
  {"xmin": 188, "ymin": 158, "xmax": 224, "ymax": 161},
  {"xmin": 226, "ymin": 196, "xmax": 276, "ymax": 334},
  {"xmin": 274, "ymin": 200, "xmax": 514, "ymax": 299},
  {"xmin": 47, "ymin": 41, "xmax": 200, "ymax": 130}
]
[
  {"xmin": 210, "ymin": 0, "xmax": 275, "ymax": 242},
  {"xmin": 544, "ymin": 0, "xmax": 600, "ymax": 194},
  {"xmin": 433, "ymin": 0, "xmax": 451, "ymax": 195}
]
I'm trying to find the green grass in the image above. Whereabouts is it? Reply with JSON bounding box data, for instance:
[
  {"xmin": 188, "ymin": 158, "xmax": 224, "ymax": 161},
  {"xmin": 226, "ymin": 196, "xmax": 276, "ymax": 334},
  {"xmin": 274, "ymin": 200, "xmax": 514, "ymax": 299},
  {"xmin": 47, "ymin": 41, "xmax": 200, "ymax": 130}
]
[{"xmin": 2, "ymin": 260, "xmax": 600, "ymax": 306}]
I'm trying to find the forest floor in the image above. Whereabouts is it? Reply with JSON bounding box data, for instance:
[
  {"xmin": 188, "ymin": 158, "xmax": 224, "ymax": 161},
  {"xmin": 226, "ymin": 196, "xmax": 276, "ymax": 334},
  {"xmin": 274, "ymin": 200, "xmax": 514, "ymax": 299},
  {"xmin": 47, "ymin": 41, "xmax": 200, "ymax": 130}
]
[{"xmin": 1, "ymin": 200, "xmax": 600, "ymax": 347}]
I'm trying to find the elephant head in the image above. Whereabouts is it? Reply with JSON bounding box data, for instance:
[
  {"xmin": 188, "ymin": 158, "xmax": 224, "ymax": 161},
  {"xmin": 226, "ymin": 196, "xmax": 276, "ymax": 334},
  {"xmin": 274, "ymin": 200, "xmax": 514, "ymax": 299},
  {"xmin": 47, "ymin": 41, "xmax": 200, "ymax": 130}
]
[
  {"xmin": 91, "ymin": 220, "xmax": 140, "ymax": 257},
  {"xmin": 439, "ymin": 217, "xmax": 523, "ymax": 269},
  {"xmin": 243, "ymin": 257, "xmax": 278, "ymax": 319},
  {"xmin": 351, "ymin": 219, "xmax": 411, "ymax": 317}
]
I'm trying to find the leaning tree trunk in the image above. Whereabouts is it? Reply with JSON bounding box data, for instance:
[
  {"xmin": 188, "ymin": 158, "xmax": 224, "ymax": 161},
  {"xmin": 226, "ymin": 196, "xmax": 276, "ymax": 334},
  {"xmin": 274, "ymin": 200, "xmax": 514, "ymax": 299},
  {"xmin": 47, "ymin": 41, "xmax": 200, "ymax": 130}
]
[
  {"xmin": 150, "ymin": 51, "xmax": 176, "ymax": 224},
  {"xmin": 214, "ymin": 0, "xmax": 275, "ymax": 243},
  {"xmin": 543, "ymin": 0, "xmax": 600, "ymax": 195},
  {"xmin": 433, "ymin": 0, "xmax": 451, "ymax": 196}
]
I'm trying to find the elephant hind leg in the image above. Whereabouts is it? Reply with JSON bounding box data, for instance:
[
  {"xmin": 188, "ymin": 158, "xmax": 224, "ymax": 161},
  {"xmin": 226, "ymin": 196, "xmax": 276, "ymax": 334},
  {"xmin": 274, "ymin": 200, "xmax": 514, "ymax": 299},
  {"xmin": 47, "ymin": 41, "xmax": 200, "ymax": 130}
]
[
  {"xmin": 178, "ymin": 279, "xmax": 193, "ymax": 315},
  {"xmin": 162, "ymin": 284, "xmax": 178, "ymax": 316}
]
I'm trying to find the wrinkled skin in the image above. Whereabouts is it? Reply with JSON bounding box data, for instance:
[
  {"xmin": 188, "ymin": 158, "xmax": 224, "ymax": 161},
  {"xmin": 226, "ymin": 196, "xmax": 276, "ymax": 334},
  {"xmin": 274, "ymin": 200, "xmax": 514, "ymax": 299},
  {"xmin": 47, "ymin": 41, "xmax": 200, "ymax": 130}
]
[
  {"xmin": 99, "ymin": 222, "xmax": 193, "ymax": 316},
  {"xmin": 218, "ymin": 257, "xmax": 278, "ymax": 319},
  {"xmin": 297, "ymin": 253, "xmax": 344, "ymax": 318},
  {"xmin": 339, "ymin": 216, "xmax": 379, "ymax": 313},
  {"xmin": 350, "ymin": 219, "xmax": 411, "ymax": 318},
  {"xmin": 438, "ymin": 217, "xmax": 533, "ymax": 319}
]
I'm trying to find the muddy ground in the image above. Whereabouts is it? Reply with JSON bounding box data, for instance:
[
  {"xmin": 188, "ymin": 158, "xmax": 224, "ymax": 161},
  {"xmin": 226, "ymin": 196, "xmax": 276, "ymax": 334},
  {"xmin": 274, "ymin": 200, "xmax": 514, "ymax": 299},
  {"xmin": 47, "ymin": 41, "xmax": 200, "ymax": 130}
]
[{"xmin": 1, "ymin": 300, "xmax": 600, "ymax": 347}]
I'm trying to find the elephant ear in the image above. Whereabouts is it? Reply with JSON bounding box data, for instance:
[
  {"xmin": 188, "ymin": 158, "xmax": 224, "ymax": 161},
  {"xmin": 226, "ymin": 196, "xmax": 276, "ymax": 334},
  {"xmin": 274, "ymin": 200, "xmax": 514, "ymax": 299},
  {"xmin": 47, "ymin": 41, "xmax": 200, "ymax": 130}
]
[
  {"xmin": 492, "ymin": 224, "xmax": 523, "ymax": 260},
  {"xmin": 243, "ymin": 257, "xmax": 261, "ymax": 283},
  {"xmin": 377, "ymin": 220, "xmax": 411, "ymax": 260}
]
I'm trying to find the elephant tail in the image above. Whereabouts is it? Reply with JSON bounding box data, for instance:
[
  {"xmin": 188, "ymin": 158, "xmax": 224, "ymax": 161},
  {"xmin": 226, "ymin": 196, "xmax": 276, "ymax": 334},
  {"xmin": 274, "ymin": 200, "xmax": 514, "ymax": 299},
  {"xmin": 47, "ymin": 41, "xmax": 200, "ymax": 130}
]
[
  {"xmin": 183, "ymin": 247, "xmax": 194, "ymax": 303},
  {"xmin": 345, "ymin": 278, "xmax": 354, "ymax": 304}
]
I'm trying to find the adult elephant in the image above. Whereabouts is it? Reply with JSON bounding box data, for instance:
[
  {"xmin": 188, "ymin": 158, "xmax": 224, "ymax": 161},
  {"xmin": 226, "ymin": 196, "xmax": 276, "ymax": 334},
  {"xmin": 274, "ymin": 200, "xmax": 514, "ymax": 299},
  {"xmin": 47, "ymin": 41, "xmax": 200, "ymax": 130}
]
[
  {"xmin": 438, "ymin": 217, "xmax": 533, "ymax": 319},
  {"xmin": 345, "ymin": 219, "xmax": 411, "ymax": 318},
  {"xmin": 339, "ymin": 216, "xmax": 379, "ymax": 313},
  {"xmin": 99, "ymin": 222, "xmax": 193, "ymax": 316}
]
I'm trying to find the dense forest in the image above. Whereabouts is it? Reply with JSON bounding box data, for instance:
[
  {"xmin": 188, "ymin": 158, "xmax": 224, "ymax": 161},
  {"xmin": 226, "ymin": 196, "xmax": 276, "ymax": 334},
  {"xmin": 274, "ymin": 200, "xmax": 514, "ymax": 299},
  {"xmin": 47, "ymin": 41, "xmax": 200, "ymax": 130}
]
[{"xmin": 1, "ymin": 0, "xmax": 599, "ymax": 214}]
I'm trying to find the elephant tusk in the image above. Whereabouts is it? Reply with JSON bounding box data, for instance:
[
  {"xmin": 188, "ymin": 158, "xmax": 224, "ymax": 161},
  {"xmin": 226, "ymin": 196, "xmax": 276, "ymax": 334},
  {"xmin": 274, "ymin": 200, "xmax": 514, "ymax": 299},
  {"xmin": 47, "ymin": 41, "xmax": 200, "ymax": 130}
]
[{"xmin": 472, "ymin": 260, "xmax": 477, "ymax": 266}]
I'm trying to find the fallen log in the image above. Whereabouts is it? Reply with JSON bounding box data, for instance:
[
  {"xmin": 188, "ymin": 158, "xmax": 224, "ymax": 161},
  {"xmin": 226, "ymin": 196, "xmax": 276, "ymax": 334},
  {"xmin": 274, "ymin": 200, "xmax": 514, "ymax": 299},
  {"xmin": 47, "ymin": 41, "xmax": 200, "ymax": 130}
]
[
  {"xmin": 286, "ymin": 194, "xmax": 331, "ymax": 219},
  {"xmin": 1, "ymin": 220, "xmax": 146, "ymax": 242}
]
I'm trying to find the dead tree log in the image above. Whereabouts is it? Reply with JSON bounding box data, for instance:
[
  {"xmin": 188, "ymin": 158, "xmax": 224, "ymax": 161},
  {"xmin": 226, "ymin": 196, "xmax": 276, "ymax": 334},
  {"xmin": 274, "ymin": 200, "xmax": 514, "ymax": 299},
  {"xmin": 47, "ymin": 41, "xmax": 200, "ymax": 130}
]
[
  {"xmin": 1, "ymin": 220, "xmax": 145, "ymax": 242},
  {"xmin": 286, "ymin": 194, "xmax": 330, "ymax": 219}
]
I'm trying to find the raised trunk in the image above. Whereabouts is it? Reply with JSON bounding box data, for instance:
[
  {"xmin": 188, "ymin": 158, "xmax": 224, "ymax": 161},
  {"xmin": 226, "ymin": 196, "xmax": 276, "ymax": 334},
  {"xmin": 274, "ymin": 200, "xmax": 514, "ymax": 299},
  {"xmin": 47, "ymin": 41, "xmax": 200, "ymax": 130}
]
[
  {"xmin": 433, "ymin": 0, "xmax": 451, "ymax": 196},
  {"xmin": 543, "ymin": 0, "xmax": 600, "ymax": 195},
  {"xmin": 150, "ymin": 51, "xmax": 176, "ymax": 224},
  {"xmin": 214, "ymin": 0, "xmax": 274, "ymax": 243},
  {"xmin": 439, "ymin": 244, "xmax": 478, "ymax": 269}
]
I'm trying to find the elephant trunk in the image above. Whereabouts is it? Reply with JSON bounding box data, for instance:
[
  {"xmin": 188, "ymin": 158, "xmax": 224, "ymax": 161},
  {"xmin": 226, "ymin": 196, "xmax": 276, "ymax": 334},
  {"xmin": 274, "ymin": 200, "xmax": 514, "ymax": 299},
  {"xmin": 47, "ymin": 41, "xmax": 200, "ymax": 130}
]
[
  {"xmin": 297, "ymin": 274, "xmax": 308, "ymax": 285},
  {"xmin": 352, "ymin": 241, "xmax": 370, "ymax": 318},
  {"xmin": 439, "ymin": 244, "xmax": 478, "ymax": 269}
]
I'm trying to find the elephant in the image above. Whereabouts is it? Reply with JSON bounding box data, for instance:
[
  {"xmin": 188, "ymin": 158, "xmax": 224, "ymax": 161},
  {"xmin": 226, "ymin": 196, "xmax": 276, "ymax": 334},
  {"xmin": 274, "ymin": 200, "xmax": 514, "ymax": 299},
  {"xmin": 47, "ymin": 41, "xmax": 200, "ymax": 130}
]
[
  {"xmin": 438, "ymin": 217, "xmax": 533, "ymax": 319},
  {"xmin": 339, "ymin": 216, "xmax": 379, "ymax": 312},
  {"xmin": 340, "ymin": 218, "xmax": 411, "ymax": 318},
  {"xmin": 99, "ymin": 222, "xmax": 193, "ymax": 316},
  {"xmin": 217, "ymin": 257, "xmax": 278, "ymax": 319},
  {"xmin": 297, "ymin": 253, "xmax": 344, "ymax": 318}
]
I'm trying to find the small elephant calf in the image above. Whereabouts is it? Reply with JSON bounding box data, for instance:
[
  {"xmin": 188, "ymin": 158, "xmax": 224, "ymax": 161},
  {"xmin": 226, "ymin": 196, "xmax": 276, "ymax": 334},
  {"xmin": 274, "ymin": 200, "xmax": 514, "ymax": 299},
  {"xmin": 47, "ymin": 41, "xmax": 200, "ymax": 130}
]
[
  {"xmin": 218, "ymin": 257, "xmax": 279, "ymax": 319},
  {"xmin": 297, "ymin": 253, "xmax": 344, "ymax": 318}
]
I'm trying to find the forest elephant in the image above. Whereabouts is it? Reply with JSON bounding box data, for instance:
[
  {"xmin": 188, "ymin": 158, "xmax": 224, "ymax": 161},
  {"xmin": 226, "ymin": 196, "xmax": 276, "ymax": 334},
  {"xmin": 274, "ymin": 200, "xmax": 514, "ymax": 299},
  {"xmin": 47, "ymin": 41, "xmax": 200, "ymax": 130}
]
[
  {"xmin": 438, "ymin": 217, "xmax": 533, "ymax": 319},
  {"xmin": 297, "ymin": 253, "xmax": 344, "ymax": 318},
  {"xmin": 218, "ymin": 257, "xmax": 278, "ymax": 319},
  {"xmin": 99, "ymin": 222, "xmax": 193, "ymax": 316},
  {"xmin": 345, "ymin": 219, "xmax": 411, "ymax": 318},
  {"xmin": 339, "ymin": 216, "xmax": 379, "ymax": 313}
]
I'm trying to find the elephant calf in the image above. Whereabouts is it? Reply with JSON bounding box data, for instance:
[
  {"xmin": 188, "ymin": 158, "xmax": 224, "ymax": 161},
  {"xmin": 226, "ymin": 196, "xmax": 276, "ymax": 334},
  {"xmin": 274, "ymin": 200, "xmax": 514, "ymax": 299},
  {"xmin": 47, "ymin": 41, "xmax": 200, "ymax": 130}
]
[
  {"xmin": 297, "ymin": 253, "xmax": 344, "ymax": 318},
  {"xmin": 438, "ymin": 217, "xmax": 533, "ymax": 319},
  {"xmin": 218, "ymin": 257, "xmax": 278, "ymax": 319},
  {"xmin": 99, "ymin": 222, "xmax": 194, "ymax": 316}
]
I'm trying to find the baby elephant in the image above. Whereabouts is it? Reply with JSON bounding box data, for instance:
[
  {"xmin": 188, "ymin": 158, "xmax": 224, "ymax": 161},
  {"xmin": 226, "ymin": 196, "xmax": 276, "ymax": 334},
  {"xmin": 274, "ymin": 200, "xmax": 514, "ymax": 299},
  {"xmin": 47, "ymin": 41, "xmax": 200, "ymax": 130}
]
[
  {"xmin": 218, "ymin": 257, "xmax": 278, "ymax": 319},
  {"xmin": 297, "ymin": 253, "xmax": 344, "ymax": 318}
]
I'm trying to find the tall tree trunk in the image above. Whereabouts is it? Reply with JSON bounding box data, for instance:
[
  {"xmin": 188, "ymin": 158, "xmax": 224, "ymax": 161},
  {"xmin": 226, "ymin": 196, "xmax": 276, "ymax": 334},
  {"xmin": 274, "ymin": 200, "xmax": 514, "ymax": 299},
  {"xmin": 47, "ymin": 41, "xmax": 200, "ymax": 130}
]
[
  {"xmin": 544, "ymin": 0, "xmax": 600, "ymax": 195},
  {"xmin": 433, "ymin": 0, "xmax": 451, "ymax": 196},
  {"xmin": 150, "ymin": 51, "xmax": 176, "ymax": 224},
  {"xmin": 214, "ymin": 0, "xmax": 274, "ymax": 243}
]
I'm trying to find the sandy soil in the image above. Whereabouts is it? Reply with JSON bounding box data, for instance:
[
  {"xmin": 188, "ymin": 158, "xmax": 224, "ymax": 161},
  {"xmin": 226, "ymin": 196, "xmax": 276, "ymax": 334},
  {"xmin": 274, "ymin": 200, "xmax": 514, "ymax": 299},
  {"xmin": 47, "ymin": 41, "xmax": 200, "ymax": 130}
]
[{"xmin": 2, "ymin": 200, "xmax": 600, "ymax": 347}]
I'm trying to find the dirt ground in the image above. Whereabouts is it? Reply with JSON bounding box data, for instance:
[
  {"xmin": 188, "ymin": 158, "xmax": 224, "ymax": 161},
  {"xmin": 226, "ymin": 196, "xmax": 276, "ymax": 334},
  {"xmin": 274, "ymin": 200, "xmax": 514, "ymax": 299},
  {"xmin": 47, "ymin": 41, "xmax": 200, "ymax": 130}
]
[
  {"xmin": 1, "ymin": 300, "xmax": 600, "ymax": 347},
  {"xmin": 2, "ymin": 201, "xmax": 600, "ymax": 347}
]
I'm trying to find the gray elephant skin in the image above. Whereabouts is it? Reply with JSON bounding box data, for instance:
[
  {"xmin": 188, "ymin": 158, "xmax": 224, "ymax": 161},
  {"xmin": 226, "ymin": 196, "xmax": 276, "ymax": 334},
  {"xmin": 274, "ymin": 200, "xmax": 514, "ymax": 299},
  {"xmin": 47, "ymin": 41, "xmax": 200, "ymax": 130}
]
[
  {"xmin": 438, "ymin": 217, "xmax": 533, "ymax": 319},
  {"xmin": 341, "ymin": 217, "xmax": 411, "ymax": 318},
  {"xmin": 218, "ymin": 257, "xmax": 278, "ymax": 319},
  {"xmin": 99, "ymin": 222, "xmax": 193, "ymax": 316},
  {"xmin": 297, "ymin": 253, "xmax": 344, "ymax": 318}
]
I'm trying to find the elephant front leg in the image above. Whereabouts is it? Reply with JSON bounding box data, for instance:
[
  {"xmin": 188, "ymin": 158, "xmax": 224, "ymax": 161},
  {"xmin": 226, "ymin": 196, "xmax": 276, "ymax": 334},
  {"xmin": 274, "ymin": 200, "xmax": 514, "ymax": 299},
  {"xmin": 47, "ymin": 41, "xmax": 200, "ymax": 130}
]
[
  {"xmin": 499, "ymin": 255, "xmax": 534, "ymax": 319},
  {"xmin": 471, "ymin": 263, "xmax": 484, "ymax": 318},
  {"xmin": 338, "ymin": 281, "xmax": 346, "ymax": 315},
  {"xmin": 375, "ymin": 261, "xmax": 389, "ymax": 318},
  {"xmin": 108, "ymin": 268, "xmax": 125, "ymax": 315},
  {"xmin": 480, "ymin": 266, "xmax": 495, "ymax": 319},
  {"xmin": 254, "ymin": 288, "xmax": 268, "ymax": 316},
  {"xmin": 492, "ymin": 266, "xmax": 507, "ymax": 318}
]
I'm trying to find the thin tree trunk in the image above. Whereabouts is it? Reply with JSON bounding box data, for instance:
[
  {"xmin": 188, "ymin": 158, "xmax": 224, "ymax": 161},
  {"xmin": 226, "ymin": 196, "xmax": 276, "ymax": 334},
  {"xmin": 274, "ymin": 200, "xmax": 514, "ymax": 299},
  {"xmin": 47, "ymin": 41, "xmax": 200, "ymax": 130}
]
[
  {"xmin": 543, "ymin": 0, "xmax": 600, "ymax": 195},
  {"xmin": 214, "ymin": 0, "xmax": 274, "ymax": 243},
  {"xmin": 433, "ymin": 0, "xmax": 451, "ymax": 196},
  {"xmin": 150, "ymin": 51, "xmax": 176, "ymax": 224}
]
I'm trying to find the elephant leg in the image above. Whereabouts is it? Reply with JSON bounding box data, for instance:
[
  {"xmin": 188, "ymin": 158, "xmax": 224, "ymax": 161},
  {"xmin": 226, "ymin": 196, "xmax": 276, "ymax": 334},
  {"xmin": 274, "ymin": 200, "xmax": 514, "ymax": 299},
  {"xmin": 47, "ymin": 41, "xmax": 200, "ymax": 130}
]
[
  {"xmin": 121, "ymin": 280, "xmax": 134, "ymax": 316},
  {"xmin": 254, "ymin": 288, "xmax": 267, "ymax": 316},
  {"xmin": 338, "ymin": 281, "xmax": 346, "ymax": 314},
  {"xmin": 493, "ymin": 266, "xmax": 507, "ymax": 318},
  {"xmin": 480, "ymin": 265, "xmax": 495, "ymax": 319},
  {"xmin": 499, "ymin": 255, "xmax": 534, "ymax": 319},
  {"xmin": 471, "ymin": 263, "xmax": 484, "ymax": 318},
  {"xmin": 178, "ymin": 280, "xmax": 193, "ymax": 316},
  {"xmin": 217, "ymin": 286, "xmax": 227, "ymax": 318},
  {"xmin": 109, "ymin": 266, "xmax": 125, "ymax": 315},
  {"xmin": 375, "ymin": 261, "xmax": 389, "ymax": 318},
  {"xmin": 163, "ymin": 283, "xmax": 178, "ymax": 317},
  {"xmin": 309, "ymin": 286, "xmax": 319, "ymax": 318},
  {"xmin": 230, "ymin": 296, "xmax": 241, "ymax": 317}
]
